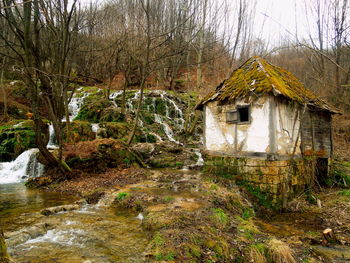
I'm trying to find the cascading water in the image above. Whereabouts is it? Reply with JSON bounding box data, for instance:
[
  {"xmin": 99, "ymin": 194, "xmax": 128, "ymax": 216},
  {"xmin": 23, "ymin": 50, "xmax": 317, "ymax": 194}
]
[
  {"xmin": 109, "ymin": 90, "xmax": 123, "ymax": 108},
  {"xmin": 0, "ymin": 149, "xmax": 44, "ymax": 184},
  {"xmin": 48, "ymin": 90, "xmax": 90, "ymax": 149},
  {"xmin": 0, "ymin": 89, "xmax": 90, "ymax": 185},
  {"xmin": 46, "ymin": 124, "xmax": 59, "ymax": 150},
  {"xmin": 65, "ymin": 91, "xmax": 89, "ymax": 121},
  {"xmin": 194, "ymin": 149, "xmax": 204, "ymax": 166},
  {"xmin": 154, "ymin": 114, "xmax": 179, "ymax": 143},
  {"xmin": 91, "ymin": 123, "xmax": 100, "ymax": 133},
  {"xmin": 158, "ymin": 91, "xmax": 185, "ymax": 129}
]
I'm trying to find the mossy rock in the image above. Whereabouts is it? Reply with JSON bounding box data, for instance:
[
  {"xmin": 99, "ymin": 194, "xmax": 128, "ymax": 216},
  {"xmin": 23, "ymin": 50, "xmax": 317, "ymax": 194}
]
[
  {"xmin": 140, "ymin": 111, "xmax": 155, "ymax": 125},
  {"xmin": 145, "ymin": 142, "xmax": 198, "ymax": 168},
  {"xmin": 65, "ymin": 140, "xmax": 143, "ymax": 173},
  {"xmin": 63, "ymin": 121, "xmax": 95, "ymax": 142},
  {"xmin": 0, "ymin": 121, "xmax": 41, "ymax": 161},
  {"xmin": 75, "ymin": 97, "xmax": 113, "ymax": 122},
  {"xmin": 100, "ymin": 107, "xmax": 125, "ymax": 122},
  {"xmin": 98, "ymin": 122, "xmax": 147, "ymax": 143}
]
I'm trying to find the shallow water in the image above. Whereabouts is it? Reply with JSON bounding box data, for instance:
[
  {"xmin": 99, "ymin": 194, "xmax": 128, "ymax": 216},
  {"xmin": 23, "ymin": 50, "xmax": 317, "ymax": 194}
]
[
  {"xmin": 9, "ymin": 206, "xmax": 148, "ymax": 263},
  {"xmin": 0, "ymin": 183, "xmax": 76, "ymax": 231},
  {"xmin": 1, "ymin": 183, "xmax": 148, "ymax": 262}
]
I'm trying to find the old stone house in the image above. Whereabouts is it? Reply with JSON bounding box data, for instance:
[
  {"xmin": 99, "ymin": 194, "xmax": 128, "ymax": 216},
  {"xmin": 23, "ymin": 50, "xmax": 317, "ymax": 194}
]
[{"xmin": 196, "ymin": 57, "xmax": 340, "ymax": 205}]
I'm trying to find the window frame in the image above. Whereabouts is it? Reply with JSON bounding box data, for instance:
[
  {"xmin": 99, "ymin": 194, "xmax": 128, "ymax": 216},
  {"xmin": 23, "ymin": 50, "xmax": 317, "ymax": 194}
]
[{"xmin": 225, "ymin": 105, "xmax": 251, "ymax": 124}]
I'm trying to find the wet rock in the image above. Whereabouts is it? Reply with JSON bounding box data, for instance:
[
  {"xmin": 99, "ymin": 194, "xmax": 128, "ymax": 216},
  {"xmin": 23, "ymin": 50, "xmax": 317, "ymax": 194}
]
[
  {"xmin": 5, "ymin": 223, "xmax": 54, "ymax": 247},
  {"xmin": 0, "ymin": 229, "xmax": 11, "ymax": 263},
  {"xmin": 131, "ymin": 143, "xmax": 155, "ymax": 157},
  {"xmin": 0, "ymin": 121, "xmax": 46, "ymax": 162},
  {"xmin": 41, "ymin": 204, "xmax": 80, "ymax": 216},
  {"xmin": 84, "ymin": 191, "xmax": 105, "ymax": 204},
  {"xmin": 146, "ymin": 142, "xmax": 198, "ymax": 168},
  {"xmin": 26, "ymin": 176, "xmax": 54, "ymax": 188}
]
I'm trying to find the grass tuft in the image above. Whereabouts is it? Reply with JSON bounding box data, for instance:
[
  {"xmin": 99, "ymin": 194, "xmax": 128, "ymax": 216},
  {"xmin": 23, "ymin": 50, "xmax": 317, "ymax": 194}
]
[{"xmin": 267, "ymin": 238, "xmax": 296, "ymax": 263}]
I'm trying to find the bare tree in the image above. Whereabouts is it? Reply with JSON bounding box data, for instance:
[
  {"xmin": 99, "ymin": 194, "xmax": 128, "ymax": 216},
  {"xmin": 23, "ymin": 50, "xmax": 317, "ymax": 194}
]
[{"xmin": 0, "ymin": 0, "xmax": 81, "ymax": 171}]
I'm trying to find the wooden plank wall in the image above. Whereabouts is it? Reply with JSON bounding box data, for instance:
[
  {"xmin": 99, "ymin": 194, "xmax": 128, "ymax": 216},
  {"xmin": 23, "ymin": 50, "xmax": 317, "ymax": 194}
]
[{"xmin": 300, "ymin": 109, "xmax": 332, "ymax": 157}]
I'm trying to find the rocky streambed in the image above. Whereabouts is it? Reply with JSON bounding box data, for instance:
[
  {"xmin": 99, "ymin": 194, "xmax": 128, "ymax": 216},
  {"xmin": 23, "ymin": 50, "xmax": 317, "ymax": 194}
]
[
  {"xmin": 2, "ymin": 169, "xmax": 350, "ymax": 263},
  {"xmin": 2, "ymin": 184, "xmax": 147, "ymax": 263}
]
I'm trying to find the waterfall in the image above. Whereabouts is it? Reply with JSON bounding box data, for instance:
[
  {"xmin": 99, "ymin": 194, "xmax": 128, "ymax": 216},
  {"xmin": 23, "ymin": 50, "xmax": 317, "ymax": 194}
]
[
  {"xmin": 65, "ymin": 91, "xmax": 89, "ymax": 121},
  {"xmin": 0, "ymin": 149, "xmax": 44, "ymax": 184},
  {"xmin": 109, "ymin": 91, "xmax": 123, "ymax": 108},
  {"xmin": 91, "ymin": 123, "xmax": 100, "ymax": 136},
  {"xmin": 47, "ymin": 124, "xmax": 59, "ymax": 150},
  {"xmin": 158, "ymin": 91, "xmax": 185, "ymax": 128},
  {"xmin": 154, "ymin": 114, "xmax": 179, "ymax": 144}
]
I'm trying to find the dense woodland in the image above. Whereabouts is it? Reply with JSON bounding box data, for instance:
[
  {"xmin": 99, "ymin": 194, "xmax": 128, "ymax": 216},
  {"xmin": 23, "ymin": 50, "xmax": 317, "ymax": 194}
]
[
  {"xmin": 0, "ymin": 0, "xmax": 350, "ymax": 170},
  {"xmin": 1, "ymin": 1, "xmax": 350, "ymax": 262}
]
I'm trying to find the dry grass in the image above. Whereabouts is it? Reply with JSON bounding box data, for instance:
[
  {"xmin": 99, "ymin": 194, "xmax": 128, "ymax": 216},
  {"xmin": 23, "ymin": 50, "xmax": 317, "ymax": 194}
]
[
  {"xmin": 267, "ymin": 238, "xmax": 296, "ymax": 263},
  {"xmin": 249, "ymin": 247, "xmax": 268, "ymax": 263}
]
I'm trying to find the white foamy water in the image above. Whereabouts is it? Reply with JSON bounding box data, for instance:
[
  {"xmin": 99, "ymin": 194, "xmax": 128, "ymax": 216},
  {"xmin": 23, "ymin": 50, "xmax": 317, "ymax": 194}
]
[
  {"xmin": 194, "ymin": 149, "xmax": 204, "ymax": 166},
  {"xmin": 0, "ymin": 149, "xmax": 44, "ymax": 184},
  {"xmin": 136, "ymin": 213, "xmax": 144, "ymax": 220},
  {"xmin": 46, "ymin": 124, "xmax": 59, "ymax": 150},
  {"xmin": 154, "ymin": 114, "xmax": 179, "ymax": 143},
  {"xmin": 25, "ymin": 228, "xmax": 85, "ymax": 247},
  {"xmin": 62, "ymin": 91, "xmax": 89, "ymax": 121},
  {"xmin": 91, "ymin": 123, "xmax": 100, "ymax": 133}
]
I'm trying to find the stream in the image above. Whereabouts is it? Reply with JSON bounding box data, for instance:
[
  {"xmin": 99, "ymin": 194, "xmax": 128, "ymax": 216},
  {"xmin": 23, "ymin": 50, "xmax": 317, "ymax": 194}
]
[{"xmin": 1, "ymin": 183, "xmax": 148, "ymax": 262}]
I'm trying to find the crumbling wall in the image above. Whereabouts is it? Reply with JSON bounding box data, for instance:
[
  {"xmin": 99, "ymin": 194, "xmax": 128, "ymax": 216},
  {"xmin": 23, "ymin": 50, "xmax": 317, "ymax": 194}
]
[
  {"xmin": 275, "ymin": 98, "xmax": 302, "ymax": 155},
  {"xmin": 204, "ymin": 154, "xmax": 313, "ymax": 207},
  {"xmin": 204, "ymin": 97, "xmax": 270, "ymax": 154}
]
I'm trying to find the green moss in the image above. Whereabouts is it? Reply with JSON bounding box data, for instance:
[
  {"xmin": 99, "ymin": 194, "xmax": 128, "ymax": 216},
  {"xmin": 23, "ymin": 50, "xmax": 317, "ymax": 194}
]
[
  {"xmin": 199, "ymin": 57, "xmax": 337, "ymax": 113},
  {"xmin": 339, "ymin": 190, "xmax": 350, "ymax": 196},
  {"xmin": 0, "ymin": 124, "xmax": 38, "ymax": 161},
  {"xmin": 155, "ymin": 98, "xmax": 167, "ymax": 115},
  {"xmin": 63, "ymin": 121, "xmax": 95, "ymax": 142},
  {"xmin": 155, "ymin": 252, "xmax": 175, "ymax": 261},
  {"xmin": 116, "ymin": 192, "xmax": 130, "ymax": 201},
  {"xmin": 305, "ymin": 189, "xmax": 318, "ymax": 205},
  {"xmin": 211, "ymin": 208, "xmax": 228, "ymax": 226},
  {"xmin": 75, "ymin": 94, "xmax": 124, "ymax": 123},
  {"xmin": 163, "ymin": 196, "xmax": 175, "ymax": 203},
  {"xmin": 242, "ymin": 208, "xmax": 254, "ymax": 220},
  {"xmin": 141, "ymin": 111, "xmax": 155, "ymax": 125},
  {"xmin": 236, "ymin": 180, "xmax": 276, "ymax": 210}
]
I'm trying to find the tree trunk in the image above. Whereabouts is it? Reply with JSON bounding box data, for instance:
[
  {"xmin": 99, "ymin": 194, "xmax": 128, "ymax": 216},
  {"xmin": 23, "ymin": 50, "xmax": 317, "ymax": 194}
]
[
  {"xmin": 323, "ymin": 228, "xmax": 339, "ymax": 244},
  {"xmin": 0, "ymin": 57, "xmax": 8, "ymax": 121}
]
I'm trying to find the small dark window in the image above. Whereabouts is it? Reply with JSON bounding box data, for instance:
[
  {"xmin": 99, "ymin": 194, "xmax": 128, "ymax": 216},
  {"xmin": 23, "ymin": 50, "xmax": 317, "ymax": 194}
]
[
  {"xmin": 238, "ymin": 106, "xmax": 250, "ymax": 123},
  {"xmin": 226, "ymin": 105, "xmax": 250, "ymax": 124}
]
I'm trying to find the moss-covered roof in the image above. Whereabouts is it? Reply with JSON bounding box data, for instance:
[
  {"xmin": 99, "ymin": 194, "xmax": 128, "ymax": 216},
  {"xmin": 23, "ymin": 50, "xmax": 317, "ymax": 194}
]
[{"xmin": 197, "ymin": 57, "xmax": 340, "ymax": 113}]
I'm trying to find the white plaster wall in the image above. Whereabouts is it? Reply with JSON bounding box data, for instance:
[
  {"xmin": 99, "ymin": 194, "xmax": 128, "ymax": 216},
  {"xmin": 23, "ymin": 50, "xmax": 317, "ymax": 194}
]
[
  {"xmin": 244, "ymin": 101, "xmax": 270, "ymax": 152},
  {"xmin": 204, "ymin": 97, "xmax": 270, "ymax": 153},
  {"xmin": 275, "ymin": 99, "xmax": 301, "ymax": 155},
  {"xmin": 204, "ymin": 104, "xmax": 229, "ymax": 151}
]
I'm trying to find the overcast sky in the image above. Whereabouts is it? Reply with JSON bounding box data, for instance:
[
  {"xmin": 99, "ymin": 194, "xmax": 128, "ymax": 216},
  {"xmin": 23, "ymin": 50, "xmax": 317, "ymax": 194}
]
[
  {"xmin": 255, "ymin": 0, "xmax": 308, "ymax": 44},
  {"xmin": 79, "ymin": 0, "xmax": 309, "ymax": 45}
]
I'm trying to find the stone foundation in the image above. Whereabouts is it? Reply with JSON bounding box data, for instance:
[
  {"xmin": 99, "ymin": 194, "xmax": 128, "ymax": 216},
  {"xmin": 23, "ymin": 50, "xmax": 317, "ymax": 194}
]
[{"xmin": 204, "ymin": 153, "xmax": 315, "ymax": 207}]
